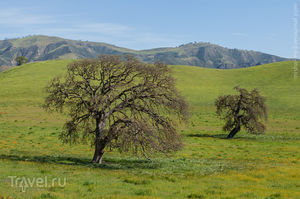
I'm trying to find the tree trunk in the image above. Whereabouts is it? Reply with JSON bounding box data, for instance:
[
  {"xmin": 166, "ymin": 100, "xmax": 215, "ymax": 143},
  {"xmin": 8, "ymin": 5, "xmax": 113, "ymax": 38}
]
[
  {"xmin": 92, "ymin": 119, "xmax": 107, "ymax": 164},
  {"xmin": 227, "ymin": 125, "xmax": 241, "ymax": 139},
  {"xmin": 92, "ymin": 140, "xmax": 105, "ymax": 164}
]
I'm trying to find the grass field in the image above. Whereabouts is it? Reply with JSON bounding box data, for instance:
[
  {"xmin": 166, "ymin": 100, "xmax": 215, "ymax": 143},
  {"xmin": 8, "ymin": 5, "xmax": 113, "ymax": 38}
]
[{"xmin": 0, "ymin": 60, "xmax": 300, "ymax": 198}]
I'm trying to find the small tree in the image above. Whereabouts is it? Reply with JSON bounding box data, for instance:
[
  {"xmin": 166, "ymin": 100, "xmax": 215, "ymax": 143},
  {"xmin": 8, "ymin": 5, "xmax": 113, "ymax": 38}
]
[
  {"xmin": 44, "ymin": 55, "xmax": 188, "ymax": 164},
  {"xmin": 215, "ymin": 86, "xmax": 267, "ymax": 139},
  {"xmin": 15, "ymin": 56, "xmax": 28, "ymax": 66}
]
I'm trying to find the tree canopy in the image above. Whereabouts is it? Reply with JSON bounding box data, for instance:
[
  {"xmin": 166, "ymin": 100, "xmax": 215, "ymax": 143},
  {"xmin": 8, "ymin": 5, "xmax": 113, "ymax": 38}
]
[
  {"xmin": 215, "ymin": 86, "xmax": 267, "ymax": 138},
  {"xmin": 15, "ymin": 56, "xmax": 28, "ymax": 66},
  {"xmin": 44, "ymin": 55, "xmax": 189, "ymax": 164}
]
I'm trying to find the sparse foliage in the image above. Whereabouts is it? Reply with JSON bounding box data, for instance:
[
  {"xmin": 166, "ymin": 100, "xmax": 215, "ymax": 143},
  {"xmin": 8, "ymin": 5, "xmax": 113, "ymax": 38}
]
[
  {"xmin": 15, "ymin": 56, "xmax": 28, "ymax": 66},
  {"xmin": 215, "ymin": 86, "xmax": 267, "ymax": 138},
  {"xmin": 44, "ymin": 55, "xmax": 189, "ymax": 164}
]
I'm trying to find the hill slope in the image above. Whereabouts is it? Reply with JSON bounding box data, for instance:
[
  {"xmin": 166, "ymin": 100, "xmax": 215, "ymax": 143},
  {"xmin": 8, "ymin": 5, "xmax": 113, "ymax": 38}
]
[
  {"xmin": 0, "ymin": 60, "xmax": 300, "ymax": 198},
  {"xmin": 0, "ymin": 59, "xmax": 299, "ymax": 120},
  {"xmin": 0, "ymin": 35, "xmax": 287, "ymax": 71}
]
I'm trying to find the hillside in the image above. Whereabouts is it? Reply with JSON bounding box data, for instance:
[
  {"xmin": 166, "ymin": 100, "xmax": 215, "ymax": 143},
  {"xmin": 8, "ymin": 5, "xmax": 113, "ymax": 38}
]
[
  {"xmin": 0, "ymin": 35, "xmax": 287, "ymax": 71},
  {"xmin": 1, "ymin": 59, "xmax": 299, "ymax": 117},
  {"xmin": 0, "ymin": 60, "xmax": 300, "ymax": 198}
]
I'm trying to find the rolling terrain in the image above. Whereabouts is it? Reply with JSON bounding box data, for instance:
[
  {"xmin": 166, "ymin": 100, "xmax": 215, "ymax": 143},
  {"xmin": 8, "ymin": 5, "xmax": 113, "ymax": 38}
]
[
  {"xmin": 0, "ymin": 35, "xmax": 287, "ymax": 71},
  {"xmin": 0, "ymin": 60, "xmax": 299, "ymax": 198}
]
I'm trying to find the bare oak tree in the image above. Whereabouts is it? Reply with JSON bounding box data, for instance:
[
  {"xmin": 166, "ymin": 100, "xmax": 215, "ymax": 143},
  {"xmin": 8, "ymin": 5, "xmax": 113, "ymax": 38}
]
[
  {"xmin": 44, "ymin": 55, "xmax": 188, "ymax": 164},
  {"xmin": 215, "ymin": 86, "xmax": 267, "ymax": 139}
]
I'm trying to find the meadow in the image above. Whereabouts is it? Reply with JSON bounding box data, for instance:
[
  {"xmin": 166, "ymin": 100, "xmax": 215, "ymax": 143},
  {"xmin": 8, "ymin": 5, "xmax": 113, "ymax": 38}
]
[{"xmin": 0, "ymin": 60, "xmax": 300, "ymax": 198}]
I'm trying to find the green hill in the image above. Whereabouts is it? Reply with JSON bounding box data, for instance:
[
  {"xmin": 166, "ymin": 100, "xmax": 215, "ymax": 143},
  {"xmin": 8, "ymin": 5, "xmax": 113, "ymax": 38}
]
[
  {"xmin": 1, "ymin": 59, "xmax": 299, "ymax": 119},
  {"xmin": 0, "ymin": 35, "xmax": 287, "ymax": 71},
  {"xmin": 0, "ymin": 60, "xmax": 300, "ymax": 198}
]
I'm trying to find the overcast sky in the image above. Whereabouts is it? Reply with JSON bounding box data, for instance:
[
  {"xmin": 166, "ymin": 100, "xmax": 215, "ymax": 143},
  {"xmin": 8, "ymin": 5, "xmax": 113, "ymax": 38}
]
[{"xmin": 0, "ymin": 0, "xmax": 297, "ymax": 58}]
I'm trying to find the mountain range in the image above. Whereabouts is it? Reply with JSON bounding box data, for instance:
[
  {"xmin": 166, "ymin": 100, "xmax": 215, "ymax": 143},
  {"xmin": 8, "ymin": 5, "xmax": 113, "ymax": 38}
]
[{"xmin": 0, "ymin": 35, "xmax": 287, "ymax": 71}]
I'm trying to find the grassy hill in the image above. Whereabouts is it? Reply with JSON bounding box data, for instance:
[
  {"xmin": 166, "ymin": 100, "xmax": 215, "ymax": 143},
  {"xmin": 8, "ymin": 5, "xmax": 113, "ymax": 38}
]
[
  {"xmin": 0, "ymin": 35, "xmax": 287, "ymax": 70},
  {"xmin": 0, "ymin": 60, "xmax": 300, "ymax": 198}
]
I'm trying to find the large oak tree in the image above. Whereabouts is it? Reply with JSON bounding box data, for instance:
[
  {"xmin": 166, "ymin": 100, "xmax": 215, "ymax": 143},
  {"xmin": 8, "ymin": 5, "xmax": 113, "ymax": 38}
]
[
  {"xmin": 215, "ymin": 86, "xmax": 267, "ymax": 138},
  {"xmin": 44, "ymin": 55, "xmax": 188, "ymax": 164}
]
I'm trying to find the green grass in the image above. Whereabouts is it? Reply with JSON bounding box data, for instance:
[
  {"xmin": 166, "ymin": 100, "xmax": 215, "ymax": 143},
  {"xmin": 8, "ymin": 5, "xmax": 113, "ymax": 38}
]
[{"xmin": 0, "ymin": 60, "xmax": 300, "ymax": 198}]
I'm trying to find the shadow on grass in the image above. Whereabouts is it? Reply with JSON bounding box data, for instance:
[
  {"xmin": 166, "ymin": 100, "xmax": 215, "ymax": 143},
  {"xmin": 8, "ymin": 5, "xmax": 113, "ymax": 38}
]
[
  {"xmin": 186, "ymin": 133, "xmax": 300, "ymax": 141},
  {"xmin": 0, "ymin": 154, "xmax": 161, "ymax": 170},
  {"xmin": 186, "ymin": 133, "xmax": 228, "ymax": 139},
  {"xmin": 186, "ymin": 133, "xmax": 263, "ymax": 141}
]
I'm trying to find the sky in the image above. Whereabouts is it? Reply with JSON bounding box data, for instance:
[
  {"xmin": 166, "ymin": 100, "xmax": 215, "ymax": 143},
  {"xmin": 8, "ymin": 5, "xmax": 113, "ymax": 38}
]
[{"xmin": 0, "ymin": 0, "xmax": 298, "ymax": 58}]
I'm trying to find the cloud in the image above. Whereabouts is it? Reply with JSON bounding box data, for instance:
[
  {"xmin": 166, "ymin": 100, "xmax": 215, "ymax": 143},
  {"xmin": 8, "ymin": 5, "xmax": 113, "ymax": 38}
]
[
  {"xmin": 78, "ymin": 23, "xmax": 130, "ymax": 35},
  {"xmin": 29, "ymin": 23, "xmax": 177, "ymax": 49},
  {"xmin": 232, "ymin": 32, "xmax": 248, "ymax": 37},
  {"xmin": 0, "ymin": 7, "xmax": 178, "ymax": 50},
  {"xmin": 36, "ymin": 23, "xmax": 131, "ymax": 36},
  {"xmin": 119, "ymin": 32, "xmax": 179, "ymax": 49},
  {"xmin": 0, "ymin": 7, "xmax": 54, "ymax": 26}
]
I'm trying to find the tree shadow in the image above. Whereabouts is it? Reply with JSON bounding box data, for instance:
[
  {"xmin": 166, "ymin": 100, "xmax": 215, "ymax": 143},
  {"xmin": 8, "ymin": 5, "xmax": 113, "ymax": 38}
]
[
  {"xmin": 186, "ymin": 133, "xmax": 263, "ymax": 140},
  {"xmin": 0, "ymin": 154, "xmax": 161, "ymax": 170},
  {"xmin": 185, "ymin": 132, "xmax": 293, "ymax": 141},
  {"xmin": 186, "ymin": 133, "xmax": 228, "ymax": 139}
]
